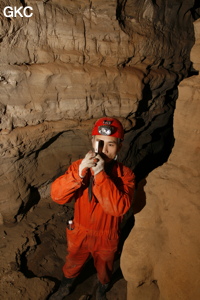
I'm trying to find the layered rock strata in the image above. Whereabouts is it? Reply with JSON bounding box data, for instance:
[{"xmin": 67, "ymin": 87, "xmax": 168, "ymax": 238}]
[{"xmin": 0, "ymin": 1, "xmax": 198, "ymax": 223}]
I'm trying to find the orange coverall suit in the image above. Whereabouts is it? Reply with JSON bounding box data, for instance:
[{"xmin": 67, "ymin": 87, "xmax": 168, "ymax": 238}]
[{"xmin": 51, "ymin": 159, "xmax": 135, "ymax": 284}]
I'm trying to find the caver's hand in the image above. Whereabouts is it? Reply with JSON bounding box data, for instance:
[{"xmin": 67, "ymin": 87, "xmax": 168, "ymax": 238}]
[
  {"xmin": 91, "ymin": 154, "xmax": 104, "ymax": 176},
  {"xmin": 79, "ymin": 151, "xmax": 97, "ymax": 178}
]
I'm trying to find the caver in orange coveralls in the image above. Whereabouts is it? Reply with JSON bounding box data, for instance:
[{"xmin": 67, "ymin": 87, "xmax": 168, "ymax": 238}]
[{"xmin": 51, "ymin": 158, "xmax": 135, "ymax": 284}]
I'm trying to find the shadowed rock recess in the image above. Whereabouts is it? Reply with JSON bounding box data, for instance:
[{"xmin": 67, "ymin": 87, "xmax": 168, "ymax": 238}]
[
  {"xmin": 0, "ymin": 0, "xmax": 199, "ymax": 299},
  {"xmin": 121, "ymin": 18, "xmax": 200, "ymax": 300}
]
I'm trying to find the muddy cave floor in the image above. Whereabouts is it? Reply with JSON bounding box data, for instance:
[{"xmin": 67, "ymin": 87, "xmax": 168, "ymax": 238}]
[{"xmin": 0, "ymin": 197, "xmax": 132, "ymax": 300}]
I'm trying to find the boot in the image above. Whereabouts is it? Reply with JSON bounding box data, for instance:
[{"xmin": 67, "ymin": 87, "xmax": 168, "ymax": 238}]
[
  {"xmin": 96, "ymin": 281, "xmax": 109, "ymax": 300},
  {"xmin": 49, "ymin": 276, "xmax": 75, "ymax": 300}
]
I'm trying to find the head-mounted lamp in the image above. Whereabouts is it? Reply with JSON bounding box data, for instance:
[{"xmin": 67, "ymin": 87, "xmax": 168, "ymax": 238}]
[
  {"xmin": 92, "ymin": 117, "xmax": 124, "ymax": 140},
  {"xmin": 98, "ymin": 125, "xmax": 114, "ymax": 136}
]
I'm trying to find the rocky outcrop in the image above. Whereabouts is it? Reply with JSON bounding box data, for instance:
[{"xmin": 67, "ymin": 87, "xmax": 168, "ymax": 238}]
[
  {"xmin": 121, "ymin": 18, "xmax": 200, "ymax": 300},
  {"xmin": 0, "ymin": 197, "xmax": 62, "ymax": 300},
  {"xmin": 0, "ymin": 1, "xmax": 198, "ymax": 223}
]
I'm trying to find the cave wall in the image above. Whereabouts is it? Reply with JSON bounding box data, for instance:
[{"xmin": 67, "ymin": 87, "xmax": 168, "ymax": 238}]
[
  {"xmin": 0, "ymin": 0, "xmax": 198, "ymax": 226},
  {"xmin": 121, "ymin": 18, "xmax": 200, "ymax": 300}
]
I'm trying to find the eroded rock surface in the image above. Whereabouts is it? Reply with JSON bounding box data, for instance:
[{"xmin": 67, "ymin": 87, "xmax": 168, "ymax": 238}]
[
  {"xmin": 121, "ymin": 18, "xmax": 200, "ymax": 300},
  {"xmin": 0, "ymin": 0, "xmax": 198, "ymax": 222}
]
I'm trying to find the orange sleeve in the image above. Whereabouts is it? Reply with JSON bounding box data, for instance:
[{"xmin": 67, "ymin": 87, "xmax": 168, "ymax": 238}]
[
  {"xmin": 51, "ymin": 160, "xmax": 83, "ymax": 205},
  {"xmin": 92, "ymin": 166, "xmax": 135, "ymax": 217}
]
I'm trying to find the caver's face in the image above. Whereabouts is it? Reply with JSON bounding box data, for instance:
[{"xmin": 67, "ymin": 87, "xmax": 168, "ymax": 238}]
[{"xmin": 92, "ymin": 135, "xmax": 122, "ymax": 163}]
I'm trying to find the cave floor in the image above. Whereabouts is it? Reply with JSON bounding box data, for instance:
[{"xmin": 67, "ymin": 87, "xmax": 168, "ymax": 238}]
[
  {"xmin": 0, "ymin": 197, "xmax": 127, "ymax": 300},
  {"xmin": 61, "ymin": 262, "xmax": 127, "ymax": 300}
]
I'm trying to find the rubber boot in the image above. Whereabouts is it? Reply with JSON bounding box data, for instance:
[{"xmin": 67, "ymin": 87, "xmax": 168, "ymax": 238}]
[
  {"xmin": 96, "ymin": 282, "xmax": 109, "ymax": 300},
  {"xmin": 49, "ymin": 276, "xmax": 75, "ymax": 300}
]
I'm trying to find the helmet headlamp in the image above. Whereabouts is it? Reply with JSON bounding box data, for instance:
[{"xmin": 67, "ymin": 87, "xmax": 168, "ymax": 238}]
[{"xmin": 98, "ymin": 125, "xmax": 114, "ymax": 136}]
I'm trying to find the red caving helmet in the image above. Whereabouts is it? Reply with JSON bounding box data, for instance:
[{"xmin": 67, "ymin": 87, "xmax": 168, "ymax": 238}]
[{"xmin": 92, "ymin": 117, "xmax": 124, "ymax": 140}]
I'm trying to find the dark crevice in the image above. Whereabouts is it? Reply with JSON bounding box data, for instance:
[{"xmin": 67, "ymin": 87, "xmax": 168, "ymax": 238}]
[
  {"xmin": 187, "ymin": 63, "xmax": 199, "ymax": 77},
  {"xmin": 19, "ymin": 247, "xmax": 36, "ymax": 278},
  {"xmin": 116, "ymin": 0, "xmax": 127, "ymax": 28},
  {"xmin": 119, "ymin": 82, "xmax": 178, "ymax": 183},
  {"xmin": 190, "ymin": 0, "xmax": 200, "ymax": 20},
  {"xmin": 19, "ymin": 0, "xmax": 27, "ymax": 7},
  {"xmin": 16, "ymin": 186, "xmax": 41, "ymax": 219},
  {"xmin": 120, "ymin": 99, "xmax": 175, "ymax": 183},
  {"xmin": 35, "ymin": 132, "xmax": 66, "ymax": 159},
  {"xmin": 137, "ymin": 83, "xmax": 153, "ymax": 114},
  {"xmin": 118, "ymin": 56, "xmax": 134, "ymax": 68}
]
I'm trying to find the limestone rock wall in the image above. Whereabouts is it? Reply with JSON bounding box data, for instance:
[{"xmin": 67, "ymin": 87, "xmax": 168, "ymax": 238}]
[
  {"xmin": 121, "ymin": 19, "xmax": 200, "ymax": 300},
  {"xmin": 0, "ymin": 0, "xmax": 198, "ymax": 222}
]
